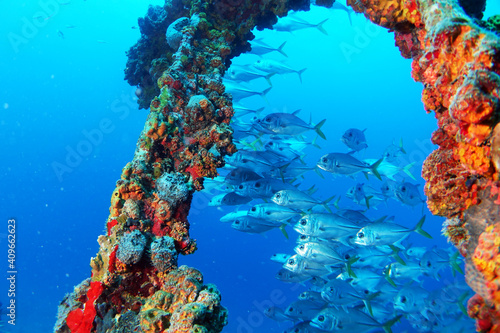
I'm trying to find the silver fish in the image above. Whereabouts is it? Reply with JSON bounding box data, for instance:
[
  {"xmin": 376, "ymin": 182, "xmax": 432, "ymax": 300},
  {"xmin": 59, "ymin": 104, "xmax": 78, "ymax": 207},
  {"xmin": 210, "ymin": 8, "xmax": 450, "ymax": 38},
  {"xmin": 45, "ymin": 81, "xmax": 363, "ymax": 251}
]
[
  {"xmin": 272, "ymin": 189, "xmax": 333, "ymax": 212},
  {"xmin": 248, "ymin": 202, "xmax": 301, "ymax": 222},
  {"xmin": 341, "ymin": 128, "xmax": 367, "ymax": 152},
  {"xmin": 226, "ymin": 64, "xmax": 275, "ymax": 85},
  {"xmin": 253, "ymin": 59, "xmax": 307, "ymax": 83},
  {"xmin": 283, "ymin": 254, "xmax": 332, "ymax": 277},
  {"xmin": 224, "ymin": 81, "xmax": 271, "ymax": 101},
  {"xmin": 394, "ymin": 286, "xmax": 429, "ymax": 314},
  {"xmin": 317, "ymin": 152, "xmax": 382, "ymax": 180},
  {"xmin": 255, "ymin": 112, "xmax": 326, "ymax": 139},
  {"xmin": 208, "ymin": 192, "xmax": 252, "ymax": 206},
  {"xmin": 393, "ymin": 181, "xmax": 425, "ymax": 207},
  {"xmin": 294, "ymin": 213, "xmax": 361, "ymax": 241},
  {"xmin": 273, "ymin": 16, "xmax": 328, "ymax": 35},
  {"xmin": 354, "ymin": 216, "xmax": 432, "ymax": 248},
  {"xmin": 250, "ymin": 39, "xmax": 288, "ymax": 57}
]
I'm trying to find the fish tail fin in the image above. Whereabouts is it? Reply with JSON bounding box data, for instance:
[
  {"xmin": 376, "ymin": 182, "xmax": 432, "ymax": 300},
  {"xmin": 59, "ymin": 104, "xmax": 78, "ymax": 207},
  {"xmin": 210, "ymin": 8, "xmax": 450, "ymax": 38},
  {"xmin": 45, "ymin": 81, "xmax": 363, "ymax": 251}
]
[
  {"xmin": 414, "ymin": 215, "xmax": 432, "ymax": 239},
  {"xmin": 346, "ymin": 256, "xmax": 359, "ymax": 278},
  {"xmin": 278, "ymin": 163, "xmax": 290, "ymax": 182},
  {"xmin": 322, "ymin": 195, "xmax": 335, "ymax": 213},
  {"xmin": 346, "ymin": 9, "xmax": 353, "ymax": 26},
  {"xmin": 399, "ymin": 138, "xmax": 406, "ymax": 154},
  {"xmin": 450, "ymin": 251, "xmax": 464, "ymax": 275},
  {"xmin": 260, "ymin": 87, "xmax": 272, "ymax": 103},
  {"xmin": 249, "ymin": 137, "xmax": 263, "ymax": 150},
  {"xmin": 279, "ymin": 224, "xmax": 289, "ymax": 239},
  {"xmin": 365, "ymin": 195, "xmax": 373, "ymax": 209},
  {"xmin": 314, "ymin": 119, "xmax": 327, "ymax": 140},
  {"xmin": 255, "ymin": 107, "xmax": 265, "ymax": 118},
  {"xmin": 296, "ymin": 68, "xmax": 307, "ymax": 84},
  {"xmin": 315, "ymin": 18, "xmax": 329, "ymax": 35},
  {"xmin": 314, "ymin": 165, "xmax": 325, "ymax": 179},
  {"xmin": 265, "ymin": 73, "xmax": 276, "ymax": 86},
  {"xmin": 370, "ymin": 158, "xmax": 383, "ymax": 180},
  {"xmin": 457, "ymin": 291, "xmax": 470, "ymax": 315},
  {"xmin": 382, "ymin": 315, "xmax": 403, "ymax": 333},
  {"xmin": 306, "ymin": 184, "xmax": 317, "ymax": 196},
  {"xmin": 333, "ymin": 196, "xmax": 341, "ymax": 209},
  {"xmin": 312, "ymin": 135, "xmax": 321, "ymax": 149},
  {"xmin": 362, "ymin": 291, "xmax": 380, "ymax": 316},
  {"xmin": 402, "ymin": 162, "xmax": 416, "ymax": 180},
  {"xmin": 277, "ymin": 41, "xmax": 288, "ymax": 57},
  {"xmin": 388, "ymin": 245, "xmax": 406, "ymax": 265}
]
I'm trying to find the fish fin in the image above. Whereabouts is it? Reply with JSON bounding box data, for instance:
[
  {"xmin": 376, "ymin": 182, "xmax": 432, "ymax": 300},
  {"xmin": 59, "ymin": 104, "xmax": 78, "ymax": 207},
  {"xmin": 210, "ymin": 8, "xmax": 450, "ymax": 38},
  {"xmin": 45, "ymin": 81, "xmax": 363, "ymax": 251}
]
[
  {"xmin": 365, "ymin": 195, "xmax": 372, "ymax": 209},
  {"xmin": 260, "ymin": 87, "xmax": 272, "ymax": 103},
  {"xmin": 297, "ymin": 68, "xmax": 307, "ymax": 84},
  {"xmin": 363, "ymin": 172, "xmax": 369, "ymax": 180},
  {"xmin": 370, "ymin": 158, "xmax": 383, "ymax": 180},
  {"xmin": 399, "ymin": 138, "xmax": 406, "ymax": 154},
  {"xmin": 382, "ymin": 315, "xmax": 403, "ymax": 333},
  {"xmin": 402, "ymin": 162, "xmax": 416, "ymax": 180},
  {"xmin": 313, "ymin": 119, "xmax": 326, "ymax": 140},
  {"xmin": 277, "ymin": 41, "xmax": 287, "ymax": 57},
  {"xmin": 346, "ymin": 256, "xmax": 359, "ymax": 278},
  {"xmin": 306, "ymin": 184, "xmax": 316, "ymax": 196},
  {"xmin": 457, "ymin": 292, "xmax": 470, "ymax": 315},
  {"xmin": 314, "ymin": 165, "xmax": 325, "ymax": 179},
  {"xmin": 322, "ymin": 195, "xmax": 335, "ymax": 213},
  {"xmin": 315, "ymin": 18, "xmax": 329, "ymax": 35},
  {"xmin": 450, "ymin": 251, "xmax": 464, "ymax": 275},
  {"xmin": 311, "ymin": 135, "xmax": 321, "ymax": 149},
  {"xmin": 384, "ymin": 264, "xmax": 397, "ymax": 287},
  {"xmin": 265, "ymin": 73, "xmax": 276, "ymax": 86},
  {"xmin": 279, "ymin": 163, "xmax": 291, "ymax": 182},
  {"xmin": 389, "ymin": 245, "xmax": 406, "ymax": 265},
  {"xmin": 255, "ymin": 107, "xmax": 265, "ymax": 117},
  {"xmin": 333, "ymin": 196, "xmax": 341, "ymax": 209},
  {"xmin": 414, "ymin": 215, "xmax": 432, "ymax": 239},
  {"xmin": 279, "ymin": 224, "xmax": 289, "ymax": 239},
  {"xmin": 292, "ymin": 109, "xmax": 301, "ymax": 116}
]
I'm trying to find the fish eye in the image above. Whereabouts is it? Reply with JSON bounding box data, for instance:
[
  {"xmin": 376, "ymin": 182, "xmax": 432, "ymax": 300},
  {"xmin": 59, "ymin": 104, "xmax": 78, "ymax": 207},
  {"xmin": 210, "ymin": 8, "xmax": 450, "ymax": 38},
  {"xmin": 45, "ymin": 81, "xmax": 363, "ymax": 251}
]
[
  {"xmin": 251, "ymin": 207, "xmax": 256, "ymax": 211},
  {"xmin": 401, "ymin": 186, "xmax": 406, "ymax": 192},
  {"xmin": 255, "ymin": 182, "xmax": 261, "ymax": 188},
  {"xmin": 300, "ymin": 220, "xmax": 307, "ymax": 226},
  {"xmin": 299, "ymin": 235, "xmax": 306, "ymax": 240},
  {"xmin": 318, "ymin": 315, "xmax": 325, "ymax": 322},
  {"xmin": 276, "ymin": 193, "xmax": 281, "ymax": 198},
  {"xmin": 288, "ymin": 307, "xmax": 294, "ymax": 312},
  {"xmin": 345, "ymin": 254, "xmax": 350, "ymax": 259},
  {"xmin": 400, "ymin": 296, "xmax": 407, "ymax": 303},
  {"xmin": 288, "ymin": 259, "xmax": 295, "ymax": 265},
  {"xmin": 299, "ymin": 245, "xmax": 304, "ymax": 250},
  {"xmin": 364, "ymin": 290, "xmax": 369, "ymax": 295},
  {"xmin": 426, "ymin": 261, "xmax": 432, "ymax": 267},
  {"xmin": 234, "ymin": 220, "xmax": 240, "ymax": 224},
  {"xmin": 238, "ymin": 185, "xmax": 244, "ymax": 189},
  {"xmin": 329, "ymin": 287, "xmax": 334, "ymax": 293},
  {"xmin": 265, "ymin": 116, "xmax": 271, "ymax": 122},
  {"xmin": 321, "ymin": 157, "xmax": 327, "ymax": 163},
  {"xmin": 358, "ymin": 232, "xmax": 364, "ymax": 238}
]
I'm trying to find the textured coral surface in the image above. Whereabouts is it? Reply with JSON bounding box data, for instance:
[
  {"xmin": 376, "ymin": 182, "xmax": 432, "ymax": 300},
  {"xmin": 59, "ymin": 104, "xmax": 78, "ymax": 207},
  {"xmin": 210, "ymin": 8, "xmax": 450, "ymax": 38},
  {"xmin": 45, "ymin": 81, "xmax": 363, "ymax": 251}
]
[{"xmin": 55, "ymin": 0, "xmax": 309, "ymax": 332}]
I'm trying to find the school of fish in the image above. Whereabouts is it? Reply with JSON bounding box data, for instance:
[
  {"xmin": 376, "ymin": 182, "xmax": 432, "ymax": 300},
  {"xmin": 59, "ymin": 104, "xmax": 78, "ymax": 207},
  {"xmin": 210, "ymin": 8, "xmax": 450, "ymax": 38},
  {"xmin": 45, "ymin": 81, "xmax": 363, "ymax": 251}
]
[{"xmin": 204, "ymin": 5, "xmax": 475, "ymax": 333}]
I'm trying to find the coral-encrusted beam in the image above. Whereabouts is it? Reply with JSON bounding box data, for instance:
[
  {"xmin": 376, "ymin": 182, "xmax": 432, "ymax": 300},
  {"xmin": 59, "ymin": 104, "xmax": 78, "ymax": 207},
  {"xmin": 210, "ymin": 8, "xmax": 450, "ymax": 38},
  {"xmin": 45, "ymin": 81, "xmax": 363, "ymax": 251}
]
[
  {"xmin": 347, "ymin": 0, "xmax": 500, "ymax": 330},
  {"xmin": 54, "ymin": 0, "xmax": 310, "ymax": 332}
]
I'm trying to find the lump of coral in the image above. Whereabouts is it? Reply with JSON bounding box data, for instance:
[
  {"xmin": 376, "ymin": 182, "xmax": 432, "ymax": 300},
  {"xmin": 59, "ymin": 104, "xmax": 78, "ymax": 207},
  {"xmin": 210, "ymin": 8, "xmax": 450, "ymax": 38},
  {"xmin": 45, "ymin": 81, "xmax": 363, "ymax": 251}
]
[
  {"xmin": 123, "ymin": 198, "xmax": 141, "ymax": 219},
  {"xmin": 151, "ymin": 236, "xmax": 178, "ymax": 272},
  {"xmin": 166, "ymin": 17, "xmax": 190, "ymax": 50},
  {"xmin": 183, "ymin": 95, "xmax": 215, "ymax": 133},
  {"xmin": 117, "ymin": 230, "xmax": 147, "ymax": 265},
  {"xmin": 155, "ymin": 172, "xmax": 191, "ymax": 205}
]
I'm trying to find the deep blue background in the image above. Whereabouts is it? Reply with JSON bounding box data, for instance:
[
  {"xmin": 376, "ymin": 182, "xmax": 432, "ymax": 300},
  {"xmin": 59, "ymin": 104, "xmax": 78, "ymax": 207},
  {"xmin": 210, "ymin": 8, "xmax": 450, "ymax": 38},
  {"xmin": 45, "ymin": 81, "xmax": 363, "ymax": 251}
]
[{"xmin": 1, "ymin": 1, "xmax": 499, "ymax": 332}]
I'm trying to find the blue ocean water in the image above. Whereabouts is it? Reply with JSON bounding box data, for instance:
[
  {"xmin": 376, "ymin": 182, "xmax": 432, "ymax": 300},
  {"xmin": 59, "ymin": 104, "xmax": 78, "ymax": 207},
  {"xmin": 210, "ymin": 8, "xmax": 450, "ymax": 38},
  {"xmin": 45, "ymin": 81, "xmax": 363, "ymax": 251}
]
[{"xmin": 1, "ymin": 1, "xmax": 500, "ymax": 332}]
